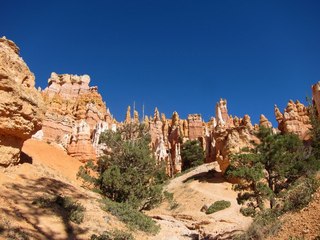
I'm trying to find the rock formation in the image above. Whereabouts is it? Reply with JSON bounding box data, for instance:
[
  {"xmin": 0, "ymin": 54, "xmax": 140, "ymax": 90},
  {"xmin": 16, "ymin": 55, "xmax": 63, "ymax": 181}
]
[
  {"xmin": 138, "ymin": 99, "xmax": 261, "ymax": 175},
  {"xmin": 274, "ymin": 100, "xmax": 311, "ymax": 140},
  {"xmin": 35, "ymin": 72, "xmax": 116, "ymax": 162},
  {"xmin": 216, "ymin": 98, "xmax": 229, "ymax": 125},
  {"xmin": 312, "ymin": 82, "xmax": 320, "ymax": 117},
  {"xmin": 144, "ymin": 108, "xmax": 183, "ymax": 176},
  {"xmin": 0, "ymin": 37, "xmax": 45, "ymax": 166},
  {"xmin": 188, "ymin": 114, "xmax": 203, "ymax": 141},
  {"xmin": 125, "ymin": 106, "xmax": 131, "ymax": 124},
  {"xmin": 259, "ymin": 114, "xmax": 272, "ymax": 129},
  {"xmin": 212, "ymin": 100, "xmax": 259, "ymax": 173}
]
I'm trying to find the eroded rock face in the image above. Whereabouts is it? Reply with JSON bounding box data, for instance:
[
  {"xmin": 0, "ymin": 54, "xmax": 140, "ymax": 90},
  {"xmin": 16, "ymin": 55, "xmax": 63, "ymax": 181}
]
[
  {"xmin": 146, "ymin": 108, "xmax": 184, "ymax": 176},
  {"xmin": 0, "ymin": 37, "xmax": 45, "ymax": 166},
  {"xmin": 188, "ymin": 114, "xmax": 203, "ymax": 141},
  {"xmin": 212, "ymin": 102, "xmax": 258, "ymax": 173},
  {"xmin": 37, "ymin": 72, "xmax": 116, "ymax": 162},
  {"xmin": 260, "ymin": 114, "xmax": 272, "ymax": 129},
  {"xmin": 143, "ymin": 100, "xmax": 260, "ymax": 175},
  {"xmin": 312, "ymin": 82, "xmax": 320, "ymax": 118},
  {"xmin": 274, "ymin": 100, "xmax": 311, "ymax": 140}
]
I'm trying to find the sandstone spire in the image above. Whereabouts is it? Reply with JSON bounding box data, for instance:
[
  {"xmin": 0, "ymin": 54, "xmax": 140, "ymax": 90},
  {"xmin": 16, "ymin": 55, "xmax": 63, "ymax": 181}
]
[
  {"xmin": 133, "ymin": 110, "xmax": 139, "ymax": 124},
  {"xmin": 154, "ymin": 107, "xmax": 160, "ymax": 122},
  {"xmin": 172, "ymin": 111, "xmax": 180, "ymax": 126},
  {"xmin": 125, "ymin": 106, "xmax": 131, "ymax": 124},
  {"xmin": 216, "ymin": 98, "xmax": 229, "ymax": 125},
  {"xmin": 161, "ymin": 113, "xmax": 166, "ymax": 122},
  {"xmin": 144, "ymin": 115, "xmax": 149, "ymax": 125},
  {"xmin": 274, "ymin": 105, "xmax": 283, "ymax": 122},
  {"xmin": 259, "ymin": 114, "xmax": 272, "ymax": 128}
]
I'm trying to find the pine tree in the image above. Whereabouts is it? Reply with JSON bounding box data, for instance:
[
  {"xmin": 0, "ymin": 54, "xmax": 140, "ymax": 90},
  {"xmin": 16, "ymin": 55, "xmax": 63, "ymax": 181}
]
[
  {"xmin": 78, "ymin": 123, "xmax": 167, "ymax": 211},
  {"xmin": 226, "ymin": 127, "xmax": 310, "ymax": 216},
  {"xmin": 181, "ymin": 140, "xmax": 204, "ymax": 171}
]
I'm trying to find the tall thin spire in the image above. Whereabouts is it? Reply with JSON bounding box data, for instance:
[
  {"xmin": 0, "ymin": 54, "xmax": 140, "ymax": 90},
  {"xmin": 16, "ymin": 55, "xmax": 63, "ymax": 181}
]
[{"xmin": 142, "ymin": 103, "xmax": 145, "ymax": 121}]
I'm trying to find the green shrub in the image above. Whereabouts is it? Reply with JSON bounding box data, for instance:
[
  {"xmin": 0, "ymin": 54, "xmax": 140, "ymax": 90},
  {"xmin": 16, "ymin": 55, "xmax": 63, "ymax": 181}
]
[
  {"xmin": 112, "ymin": 230, "xmax": 134, "ymax": 240},
  {"xmin": 282, "ymin": 177, "xmax": 319, "ymax": 212},
  {"xmin": 32, "ymin": 195, "xmax": 85, "ymax": 224},
  {"xmin": 101, "ymin": 198, "xmax": 159, "ymax": 234},
  {"xmin": 90, "ymin": 233, "xmax": 112, "ymax": 240},
  {"xmin": 240, "ymin": 206, "xmax": 256, "ymax": 217},
  {"xmin": 206, "ymin": 200, "xmax": 231, "ymax": 214},
  {"xmin": 90, "ymin": 230, "xmax": 134, "ymax": 240},
  {"xmin": 234, "ymin": 209, "xmax": 281, "ymax": 240},
  {"xmin": 163, "ymin": 191, "xmax": 179, "ymax": 210}
]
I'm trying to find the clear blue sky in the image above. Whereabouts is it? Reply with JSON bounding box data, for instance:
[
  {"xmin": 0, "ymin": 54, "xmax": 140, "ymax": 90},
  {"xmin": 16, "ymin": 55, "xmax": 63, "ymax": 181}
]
[{"xmin": 2, "ymin": 1, "xmax": 320, "ymax": 125}]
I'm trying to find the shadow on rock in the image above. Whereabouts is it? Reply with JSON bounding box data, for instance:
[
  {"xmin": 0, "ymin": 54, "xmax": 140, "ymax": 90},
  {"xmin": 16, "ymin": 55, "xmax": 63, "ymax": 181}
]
[
  {"xmin": 0, "ymin": 175, "xmax": 89, "ymax": 240},
  {"xmin": 182, "ymin": 169, "xmax": 226, "ymax": 184}
]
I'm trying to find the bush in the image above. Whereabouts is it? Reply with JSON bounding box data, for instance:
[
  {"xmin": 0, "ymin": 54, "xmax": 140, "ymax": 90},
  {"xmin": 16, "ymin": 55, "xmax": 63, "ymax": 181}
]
[
  {"xmin": 32, "ymin": 195, "xmax": 85, "ymax": 224},
  {"xmin": 90, "ymin": 230, "xmax": 134, "ymax": 240},
  {"xmin": 163, "ymin": 191, "xmax": 179, "ymax": 210},
  {"xmin": 206, "ymin": 200, "xmax": 231, "ymax": 214},
  {"xmin": 181, "ymin": 140, "xmax": 204, "ymax": 171},
  {"xmin": 234, "ymin": 209, "xmax": 281, "ymax": 240},
  {"xmin": 101, "ymin": 198, "xmax": 159, "ymax": 234},
  {"xmin": 282, "ymin": 177, "xmax": 319, "ymax": 212}
]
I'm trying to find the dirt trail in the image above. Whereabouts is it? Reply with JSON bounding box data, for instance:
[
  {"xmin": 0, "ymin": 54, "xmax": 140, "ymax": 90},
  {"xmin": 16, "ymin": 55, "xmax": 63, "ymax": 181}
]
[{"xmin": 147, "ymin": 162, "xmax": 252, "ymax": 239}]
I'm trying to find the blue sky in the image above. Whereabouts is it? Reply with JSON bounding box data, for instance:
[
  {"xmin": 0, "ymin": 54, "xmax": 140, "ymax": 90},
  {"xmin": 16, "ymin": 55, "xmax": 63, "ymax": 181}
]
[{"xmin": 2, "ymin": 1, "xmax": 320, "ymax": 125}]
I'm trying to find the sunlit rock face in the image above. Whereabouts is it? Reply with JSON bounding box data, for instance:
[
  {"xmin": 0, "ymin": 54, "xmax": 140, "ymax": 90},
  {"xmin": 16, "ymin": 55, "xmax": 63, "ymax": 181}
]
[
  {"xmin": 36, "ymin": 72, "xmax": 116, "ymax": 162},
  {"xmin": 212, "ymin": 99, "xmax": 259, "ymax": 173},
  {"xmin": 0, "ymin": 37, "xmax": 45, "ymax": 166},
  {"xmin": 143, "ymin": 99, "xmax": 260, "ymax": 175},
  {"xmin": 259, "ymin": 114, "xmax": 272, "ymax": 129},
  {"xmin": 188, "ymin": 114, "xmax": 203, "ymax": 141},
  {"xmin": 146, "ymin": 109, "xmax": 184, "ymax": 176},
  {"xmin": 274, "ymin": 100, "xmax": 311, "ymax": 141},
  {"xmin": 312, "ymin": 82, "xmax": 320, "ymax": 119}
]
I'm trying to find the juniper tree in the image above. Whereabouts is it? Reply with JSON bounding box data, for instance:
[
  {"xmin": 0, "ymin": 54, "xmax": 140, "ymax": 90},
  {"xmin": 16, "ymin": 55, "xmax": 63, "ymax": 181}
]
[
  {"xmin": 181, "ymin": 140, "xmax": 204, "ymax": 171},
  {"xmin": 226, "ymin": 127, "xmax": 310, "ymax": 216},
  {"xmin": 78, "ymin": 123, "xmax": 167, "ymax": 211}
]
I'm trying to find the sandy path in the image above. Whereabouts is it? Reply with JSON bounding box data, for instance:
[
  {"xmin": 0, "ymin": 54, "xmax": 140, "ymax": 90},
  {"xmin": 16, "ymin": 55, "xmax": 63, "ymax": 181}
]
[{"xmin": 148, "ymin": 162, "xmax": 252, "ymax": 239}]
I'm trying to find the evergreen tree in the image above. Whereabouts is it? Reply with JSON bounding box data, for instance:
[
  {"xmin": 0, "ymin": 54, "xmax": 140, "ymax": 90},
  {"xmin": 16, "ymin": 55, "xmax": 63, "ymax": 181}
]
[
  {"xmin": 78, "ymin": 123, "xmax": 167, "ymax": 211},
  {"xmin": 226, "ymin": 127, "xmax": 311, "ymax": 216},
  {"xmin": 181, "ymin": 140, "xmax": 204, "ymax": 171}
]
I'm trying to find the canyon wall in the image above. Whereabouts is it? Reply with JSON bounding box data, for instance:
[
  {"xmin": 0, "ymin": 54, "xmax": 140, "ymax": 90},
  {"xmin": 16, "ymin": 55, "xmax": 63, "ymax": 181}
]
[{"xmin": 0, "ymin": 37, "xmax": 45, "ymax": 166}]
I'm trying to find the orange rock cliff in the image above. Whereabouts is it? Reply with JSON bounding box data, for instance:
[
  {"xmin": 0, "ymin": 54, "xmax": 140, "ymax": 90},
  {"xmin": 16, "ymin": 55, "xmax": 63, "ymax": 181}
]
[{"xmin": 0, "ymin": 37, "xmax": 45, "ymax": 166}]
